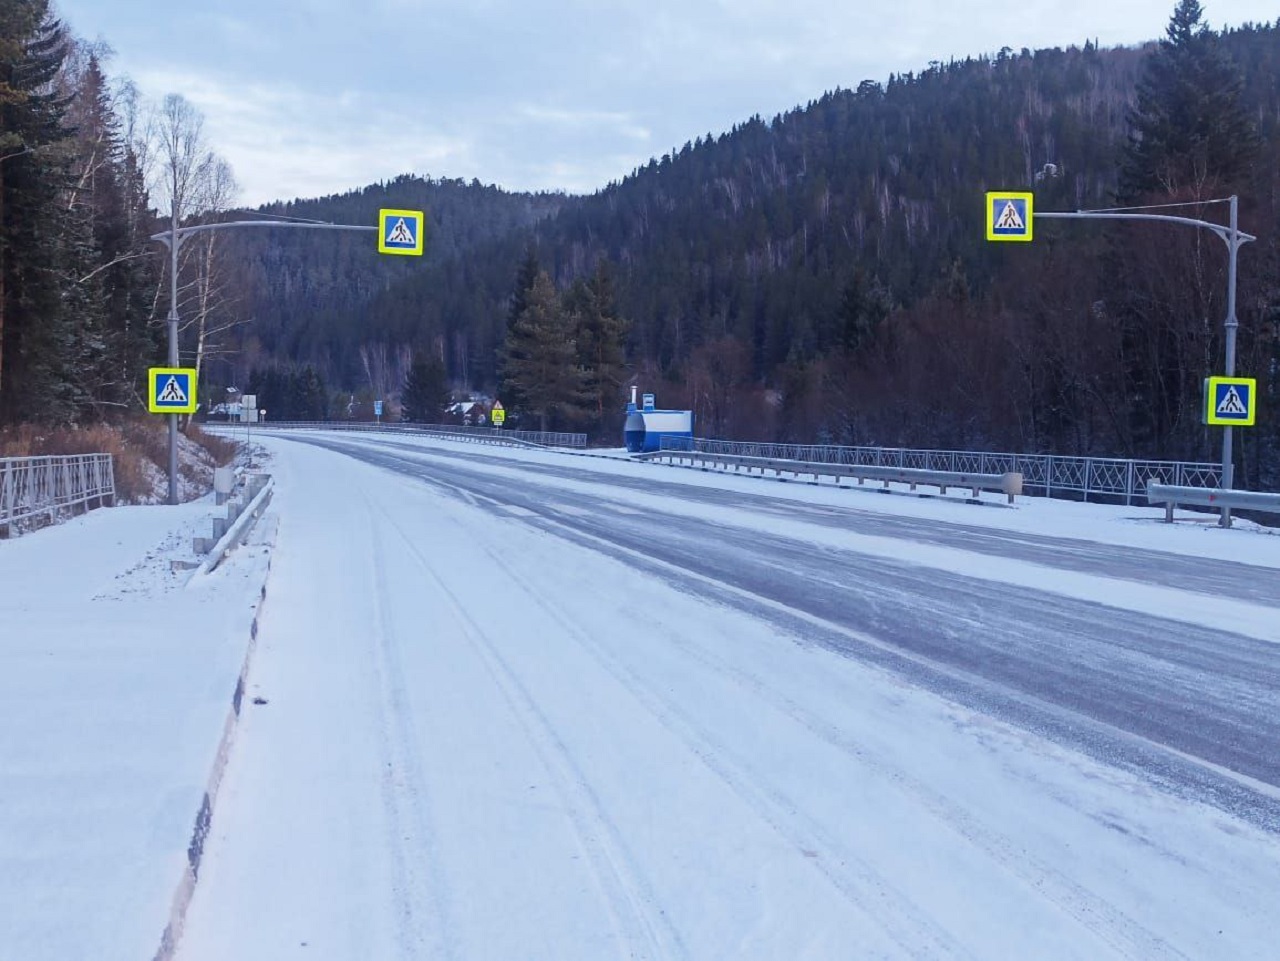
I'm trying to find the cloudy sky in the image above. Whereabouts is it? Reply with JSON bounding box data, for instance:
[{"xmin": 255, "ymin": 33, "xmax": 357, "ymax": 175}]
[{"xmin": 59, "ymin": 0, "xmax": 1278, "ymax": 207}]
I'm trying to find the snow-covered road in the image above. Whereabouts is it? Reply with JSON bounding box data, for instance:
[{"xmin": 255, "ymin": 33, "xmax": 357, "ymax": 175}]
[{"xmin": 177, "ymin": 432, "xmax": 1280, "ymax": 960}]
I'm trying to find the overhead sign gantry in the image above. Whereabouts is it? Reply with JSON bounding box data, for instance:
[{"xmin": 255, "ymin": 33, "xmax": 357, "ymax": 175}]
[{"xmin": 984, "ymin": 190, "xmax": 1257, "ymax": 525}]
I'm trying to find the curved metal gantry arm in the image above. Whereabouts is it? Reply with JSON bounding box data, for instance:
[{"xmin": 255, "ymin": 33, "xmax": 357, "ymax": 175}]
[
  {"xmin": 1036, "ymin": 210, "xmax": 1255, "ymax": 248},
  {"xmin": 151, "ymin": 219, "xmax": 377, "ymax": 250}
]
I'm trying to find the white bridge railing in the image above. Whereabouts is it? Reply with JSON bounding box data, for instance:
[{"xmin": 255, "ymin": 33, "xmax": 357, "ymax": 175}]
[
  {"xmin": 0, "ymin": 454, "xmax": 116, "ymax": 537},
  {"xmin": 660, "ymin": 437, "xmax": 1221, "ymax": 505}
]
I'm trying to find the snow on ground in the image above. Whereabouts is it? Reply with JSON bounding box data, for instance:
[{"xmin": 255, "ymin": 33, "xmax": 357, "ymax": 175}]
[
  {"xmin": 6, "ymin": 428, "xmax": 1279, "ymax": 961},
  {"xmin": 0, "ymin": 486, "xmax": 275, "ymax": 961},
  {"xmin": 169, "ymin": 433, "xmax": 1280, "ymax": 961}
]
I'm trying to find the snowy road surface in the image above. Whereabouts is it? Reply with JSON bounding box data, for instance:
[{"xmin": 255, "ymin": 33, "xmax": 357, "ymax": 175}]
[{"xmin": 178, "ymin": 432, "xmax": 1280, "ymax": 960}]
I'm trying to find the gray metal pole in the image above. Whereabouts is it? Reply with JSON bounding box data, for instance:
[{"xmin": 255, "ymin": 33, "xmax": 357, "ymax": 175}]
[
  {"xmin": 167, "ymin": 219, "xmax": 180, "ymax": 506},
  {"xmin": 1220, "ymin": 195, "xmax": 1240, "ymax": 528}
]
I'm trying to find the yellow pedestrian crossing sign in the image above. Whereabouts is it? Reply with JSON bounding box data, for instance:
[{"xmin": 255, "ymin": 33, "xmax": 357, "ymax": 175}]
[
  {"xmin": 378, "ymin": 208, "xmax": 425, "ymax": 256},
  {"xmin": 986, "ymin": 191, "xmax": 1034, "ymax": 242},
  {"xmin": 148, "ymin": 367, "xmax": 198, "ymax": 414},
  {"xmin": 492, "ymin": 400, "xmax": 505, "ymax": 426},
  {"xmin": 1204, "ymin": 376, "xmax": 1256, "ymax": 426}
]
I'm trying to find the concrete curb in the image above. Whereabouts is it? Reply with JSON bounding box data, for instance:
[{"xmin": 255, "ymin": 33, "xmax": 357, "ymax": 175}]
[{"xmin": 152, "ymin": 518, "xmax": 277, "ymax": 961}]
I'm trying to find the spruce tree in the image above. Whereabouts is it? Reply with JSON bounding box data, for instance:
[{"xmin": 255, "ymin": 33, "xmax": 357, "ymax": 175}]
[
  {"xmin": 569, "ymin": 263, "xmax": 629, "ymax": 440},
  {"xmin": 0, "ymin": 6, "xmax": 76, "ymax": 422},
  {"xmin": 400, "ymin": 353, "xmax": 448, "ymax": 423},
  {"xmin": 497, "ymin": 247, "xmax": 540, "ymax": 413},
  {"xmin": 1121, "ymin": 0, "xmax": 1259, "ymax": 198},
  {"xmin": 500, "ymin": 270, "xmax": 585, "ymax": 431}
]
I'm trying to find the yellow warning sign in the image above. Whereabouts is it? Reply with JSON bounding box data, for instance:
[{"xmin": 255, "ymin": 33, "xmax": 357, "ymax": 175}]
[{"xmin": 492, "ymin": 400, "xmax": 506, "ymax": 426}]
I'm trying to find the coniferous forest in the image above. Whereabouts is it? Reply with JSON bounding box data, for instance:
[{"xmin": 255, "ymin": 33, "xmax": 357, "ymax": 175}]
[{"xmin": 3, "ymin": 1, "xmax": 1280, "ymax": 484}]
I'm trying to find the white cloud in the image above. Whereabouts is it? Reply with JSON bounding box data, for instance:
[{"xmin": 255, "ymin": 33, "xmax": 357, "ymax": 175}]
[
  {"xmin": 62, "ymin": 0, "xmax": 1280, "ymax": 204},
  {"xmin": 516, "ymin": 105, "xmax": 651, "ymax": 141},
  {"xmin": 133, "ymin": 68, "xmax": 476, "ymax": 205}
]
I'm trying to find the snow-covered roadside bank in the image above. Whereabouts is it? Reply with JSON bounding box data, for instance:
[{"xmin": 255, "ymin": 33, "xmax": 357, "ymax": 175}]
[{"xmin": 0, "ymin": 488, "xmax": 277, "ymax": 961}]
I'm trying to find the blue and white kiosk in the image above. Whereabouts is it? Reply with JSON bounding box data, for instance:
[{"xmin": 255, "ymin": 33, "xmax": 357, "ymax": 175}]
[{"xmin": 623, "ymin": 387, "xmax": 694, "ymax": 454}]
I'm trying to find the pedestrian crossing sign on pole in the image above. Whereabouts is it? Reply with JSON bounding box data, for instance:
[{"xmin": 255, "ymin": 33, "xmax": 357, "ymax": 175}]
[
  {"xmin": 492, "ymin": 400, "xmax": 505, "ymax": 427},
  {"xmin": 985, "ymin": 191, "xmax": 1034, "ymax": 242},
  {"xmin": 1204, "ymin": 376, "xmax": 1257, "ymax": 426},
  {"xmin": 147, "ymin": 367, "xmax": 198, "ymax": 414},
  {"xmin": 378, "ymin": 208, "xmax": 425, "ymax": 256}
]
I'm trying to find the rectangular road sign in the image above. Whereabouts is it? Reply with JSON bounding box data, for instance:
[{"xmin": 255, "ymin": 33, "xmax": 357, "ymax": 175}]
[
  {"xmin": 1204, "ymin": 376, "xmax": 1257, "ymax": 426},
  {"xmin": 986, "ymin": 191, "xmax": 1034, "ymax": 242},
  {"xmin": 148, "ymin": 367, "xmax": 198, "ymax": 414},
  {"xmin": 378, "ymin": 209, "xmax": 425, "ymax": 256}
]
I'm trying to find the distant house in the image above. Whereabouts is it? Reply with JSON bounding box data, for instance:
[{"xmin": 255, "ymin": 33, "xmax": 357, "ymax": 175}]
[{"xmin": 448, "ymin": 401, "xmax": 489, "ymax": 426}]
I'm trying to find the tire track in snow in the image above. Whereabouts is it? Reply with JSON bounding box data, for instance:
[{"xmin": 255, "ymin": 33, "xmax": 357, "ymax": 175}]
[
  {"xmin": 361, "ymin": 494, "xmax": 461, "ymax": 960},
  {"xmin": 370, "ymin": 497, "xmax": 688, "ymax": 961},
  {"xmin": 465, "ymin": 526, "xmax": 981, "ymax": 961},
  {"xmin": 541, "ymin": 564, "xmax": 1189, "ymax": 961},
  {"xmin": 396, "ymin": 468, "xmax": 1191, "ymax": 960},
  {"xmin": 400, "ymin": 471, "xmax": 975, "ymax": 959}
]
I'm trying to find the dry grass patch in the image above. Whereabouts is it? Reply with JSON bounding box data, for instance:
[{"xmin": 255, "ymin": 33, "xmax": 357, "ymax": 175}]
[
  {"xmin": 0, "ymin": 418, "xmax": 232, "ymax": 503},
  {"xmin": 186, "ymin": 424, "xmax": 238, "ymax": 466}
]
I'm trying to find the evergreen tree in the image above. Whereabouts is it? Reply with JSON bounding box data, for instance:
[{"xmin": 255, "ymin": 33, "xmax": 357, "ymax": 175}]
[
  {"xmin": 500, "ymin": 270, "xmax": 585, "ymax": 431},
  {"xmin": 1121, "ymin": 0, "xmax": 1259, "ymax": 198},
  {"xmin": 294, "ymin": 365, "xmax": 328, "ymax": 420},
  {"xmin": 568, "ymin": 262, "xmax": 630, "ymax": 439},
  {"xmin": 400, "ymin": 353, "xmax": 449, "ymax": 423},
  {"xmin": 0, "ymin": 5, "xmax": 77, "ymax": 422},
  {"xmin": 834, "ymin": 267, "xmax": 891, "ymax": 355},
  {"xmin": 497, "ymin": 247, "xmax": 540, "ymax": 413}
]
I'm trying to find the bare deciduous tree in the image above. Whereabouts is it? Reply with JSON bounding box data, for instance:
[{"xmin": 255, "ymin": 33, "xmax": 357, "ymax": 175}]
[{"xmin": 152, "ymin": 94, "xmax": 242, "ymax": 407}]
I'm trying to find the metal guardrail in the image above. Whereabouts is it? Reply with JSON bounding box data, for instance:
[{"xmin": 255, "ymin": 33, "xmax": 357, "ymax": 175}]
[
  {"xmin": 1147, "ymin": 482, "xmax": 1280, "ymax": 523},
  {"xmin": 0, "ymin": 453, "xmax": 116, "ymax": 537},
  {"xmin": 644, "ymin": 448, "xmax": 1023, "ymax": 502},
  {"xmin": 192, "ymin": 473, "xmax": 274, "ymax": 573},
  {"xmin": 215, "ymin": 421, "xmax": 589, "ymax": 449},
  {"xmin": 660, "ymin": 437, "xmax": 1221, "ymax": 504}
]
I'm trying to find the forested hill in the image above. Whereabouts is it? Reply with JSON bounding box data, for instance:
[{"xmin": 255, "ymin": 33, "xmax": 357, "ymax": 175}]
[
  {"xmin": 229, "ymin": 40, "xmax": 1150, "ymax": 383},
  {"xmin": 225, "ymin": 175, "xmax": 561, "ymax": 378},
  {"xmin": 222, "ymin": 12, "xmax": 1280, "ymax": 477}
]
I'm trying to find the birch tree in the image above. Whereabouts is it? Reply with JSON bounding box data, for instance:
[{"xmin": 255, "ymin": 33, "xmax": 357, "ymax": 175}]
[{"xmin": 152, "ymin": 93, "xmax": 241, "ymax": 405}]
